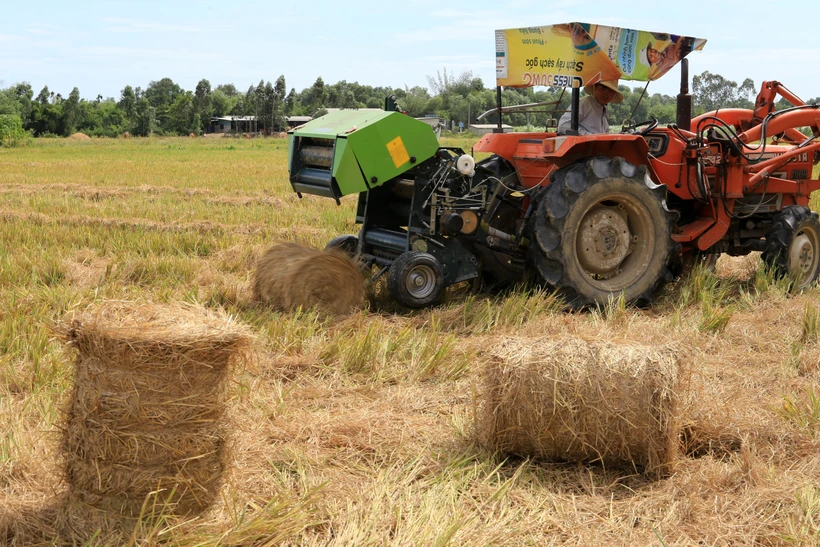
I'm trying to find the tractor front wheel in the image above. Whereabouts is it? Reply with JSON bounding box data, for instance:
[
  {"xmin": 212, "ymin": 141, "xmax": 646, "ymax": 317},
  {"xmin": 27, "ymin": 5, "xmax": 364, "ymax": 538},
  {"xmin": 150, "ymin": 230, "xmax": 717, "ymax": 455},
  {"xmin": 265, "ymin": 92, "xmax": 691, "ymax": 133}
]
[
  {"xmin": 529, "ymin": 156, "xmax": 678, "ymax": 307},
  {"xmin": 387, "ymin": 251, "xmax": 445, "ymax": 308},
  {"xmin": 763, "ymin": 206, "xmax": 820, "ymax": 290}
]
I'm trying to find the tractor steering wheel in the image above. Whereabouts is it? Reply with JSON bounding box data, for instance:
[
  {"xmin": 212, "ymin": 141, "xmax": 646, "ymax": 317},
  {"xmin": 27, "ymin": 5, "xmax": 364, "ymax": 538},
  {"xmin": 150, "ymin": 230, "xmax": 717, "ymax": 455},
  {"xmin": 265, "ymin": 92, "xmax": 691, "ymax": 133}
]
[{"xmin": 630, "ymin": 117, "xmax": 659, "ymax": 136}]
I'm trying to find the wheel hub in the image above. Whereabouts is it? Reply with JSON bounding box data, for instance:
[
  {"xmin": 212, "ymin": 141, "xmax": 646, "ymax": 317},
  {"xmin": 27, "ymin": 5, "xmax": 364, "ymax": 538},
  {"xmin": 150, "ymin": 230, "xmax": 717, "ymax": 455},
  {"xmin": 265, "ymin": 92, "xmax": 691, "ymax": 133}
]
[
  {"xmin": 577, "ymin": 206, "xmax": 632, "ymax": 274},
  {"xmin": 790, "ymin": 233, "xmax": 817, "ymax": 276},
  {"xmin": 405, "ymin": 265, "xmax": 436, "ymax": 298}
]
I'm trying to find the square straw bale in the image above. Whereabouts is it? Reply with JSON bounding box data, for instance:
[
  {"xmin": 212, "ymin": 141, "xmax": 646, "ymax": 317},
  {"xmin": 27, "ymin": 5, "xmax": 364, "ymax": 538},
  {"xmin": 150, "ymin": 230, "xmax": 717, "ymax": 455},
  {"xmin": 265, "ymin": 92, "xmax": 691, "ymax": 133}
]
[
  {"xmin": 56, "ymin": 301, "xmax": 253, "ymax": 517},
  {"xmin": 480, "ymin": 337, "xmax": 680, "ymax": 477}
]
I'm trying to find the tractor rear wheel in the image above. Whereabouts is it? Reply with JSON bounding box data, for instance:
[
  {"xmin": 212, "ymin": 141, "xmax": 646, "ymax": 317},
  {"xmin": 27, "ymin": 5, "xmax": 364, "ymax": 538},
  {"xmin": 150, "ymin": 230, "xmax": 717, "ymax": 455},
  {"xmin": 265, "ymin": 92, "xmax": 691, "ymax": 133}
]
[
  {"xmin": 762, "ymin": 206, "xmax": 820, "ymax": 290},
  {"xmin": 387, "ymin": 251, "xmax": 445, "ymax": 308},
  {"xmin": 529, "ymin": 156, "xmax": 678, "ymax": 307}
]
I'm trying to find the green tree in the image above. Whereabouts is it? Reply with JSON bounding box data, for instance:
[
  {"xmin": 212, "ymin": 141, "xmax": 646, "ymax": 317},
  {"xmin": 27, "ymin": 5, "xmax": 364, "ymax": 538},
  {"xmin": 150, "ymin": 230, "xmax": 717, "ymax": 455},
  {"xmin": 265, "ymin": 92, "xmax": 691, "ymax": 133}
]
[
  {"xmin": 215, "ymin": 83, "xmax": 238, "ymax": 97},
  {"xmin": 145, "ymin": 78, "xmax": 182, "ymax": 108},
  {"xmin": 168, "ymin": 92, "xmax": 197, "ymax": 134},
  {"xmin": 118, "ymin": 85, "xmax": 137, "ymax": 124},
  {"xmin": 230, "ymin": 95, "xmax": 245, "ymax": 116},
  {"xmin": 86, "ymin": 99, "xmax": 126, "ymax": 137},
  {"xmin": 36, "ymin": 85, "xmax": 50, "ymax": 105},
  {"xmin": 63, "ymin": 87, "xmax": 82, "ymax": 134},
  {"xmin": 194, "ymin": 79, "xmax": 212, "ymax": 132},
  {"xmin": 693, "ymin": 71, "xmax": 740, "ymax": 114},
  {"xmin": 244, "ymin": 83, "xmax": 259, "ymax": 119},
  {"xmin": 210, "ymin": 89, "xmax": 231, "ymax": 118},
  {"xmin": 285, "ymin": 88, "xmax": 297, "ymax": 116},
  {"xmin": 0, "ymin": 114, "xmax": 31, "ymax": 147},
  {"xmin": 145, "ymin": 78, "xmax": 182, "ymax": 132},
  {"xmin": 270, "ymin": 76, "xmax": 286, "ymax": 130},
  {"xmin": 304, "ymin": 77, "xmax": 326, "ymax": 114},
  {"xmin": 396, "ymin": 86, "xmax": 430, "ymax": 117},
  {"xmin": 133, "ymin": 97, "xmax": 156, "ymax": 136}
]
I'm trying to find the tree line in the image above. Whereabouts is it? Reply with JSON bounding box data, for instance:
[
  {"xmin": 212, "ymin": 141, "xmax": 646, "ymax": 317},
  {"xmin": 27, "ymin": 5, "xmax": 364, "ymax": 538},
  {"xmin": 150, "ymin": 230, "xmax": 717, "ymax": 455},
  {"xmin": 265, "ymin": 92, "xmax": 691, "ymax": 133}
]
[{"xmin": 1, "ymin": 70, "xmax": 816, "ymax": 143}]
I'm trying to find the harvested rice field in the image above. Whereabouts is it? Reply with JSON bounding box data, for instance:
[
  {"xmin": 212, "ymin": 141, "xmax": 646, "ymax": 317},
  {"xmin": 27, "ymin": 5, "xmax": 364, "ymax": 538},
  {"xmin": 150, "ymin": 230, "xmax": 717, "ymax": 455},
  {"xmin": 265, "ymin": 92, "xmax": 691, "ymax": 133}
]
[{"xmin": 1, "ymin": 136, "xmax": 820, "ymax": 546}]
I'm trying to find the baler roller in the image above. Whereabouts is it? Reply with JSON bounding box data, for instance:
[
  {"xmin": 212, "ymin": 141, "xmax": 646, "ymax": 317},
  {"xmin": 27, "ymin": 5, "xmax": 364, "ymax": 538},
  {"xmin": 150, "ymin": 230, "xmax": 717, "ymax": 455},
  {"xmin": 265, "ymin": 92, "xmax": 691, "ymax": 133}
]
[
  {"xmin": 364, "ymin": 228, "xmax": 408, "ymax": 253},
  {"xmin": 299, "ymin": 145, "xmax": 334, "ymax": 168},
  {"xmin": 293, "ymin": 168, "xmax": 333, "ymax": 189}
]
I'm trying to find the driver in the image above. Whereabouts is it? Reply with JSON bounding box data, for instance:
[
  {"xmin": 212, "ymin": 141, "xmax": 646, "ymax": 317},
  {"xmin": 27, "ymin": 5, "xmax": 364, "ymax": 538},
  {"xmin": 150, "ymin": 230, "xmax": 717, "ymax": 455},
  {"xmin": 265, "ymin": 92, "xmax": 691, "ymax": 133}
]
[{"xmin": 557, "ymin": 80, "xmax": 623, "ymax": 135}]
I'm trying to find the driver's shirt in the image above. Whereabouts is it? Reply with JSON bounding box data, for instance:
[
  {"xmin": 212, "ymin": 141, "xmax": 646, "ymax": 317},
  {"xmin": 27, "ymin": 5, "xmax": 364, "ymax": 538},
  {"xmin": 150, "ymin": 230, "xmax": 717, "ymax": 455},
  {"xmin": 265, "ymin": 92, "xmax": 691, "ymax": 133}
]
[{"xmin": 557, "ymin": 95, "xmax": 609, "ymax": 135}]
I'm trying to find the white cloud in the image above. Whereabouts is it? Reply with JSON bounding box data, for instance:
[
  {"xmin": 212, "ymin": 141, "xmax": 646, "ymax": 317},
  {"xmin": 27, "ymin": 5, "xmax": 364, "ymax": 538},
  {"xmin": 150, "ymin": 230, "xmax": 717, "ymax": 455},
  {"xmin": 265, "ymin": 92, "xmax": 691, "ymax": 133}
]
[
  {"xmin": 101, "ymin": 17, "xmax": 229, "ymax": 34},
  {"xmin": 73, "ymin": 45, "xmax": 223, "ymax": 63},
  {"xmin": 26, "ymin": 24, "xmax": 62, "ymax": 36}
]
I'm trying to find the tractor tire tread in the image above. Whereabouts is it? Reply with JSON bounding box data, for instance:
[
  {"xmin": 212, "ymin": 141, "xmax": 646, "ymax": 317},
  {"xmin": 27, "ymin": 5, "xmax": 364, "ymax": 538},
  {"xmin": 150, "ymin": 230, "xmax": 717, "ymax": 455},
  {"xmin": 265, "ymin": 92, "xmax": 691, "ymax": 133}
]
[{"xmin": 527, "ymin": 156, "xmax": 679, "ymax": 309}]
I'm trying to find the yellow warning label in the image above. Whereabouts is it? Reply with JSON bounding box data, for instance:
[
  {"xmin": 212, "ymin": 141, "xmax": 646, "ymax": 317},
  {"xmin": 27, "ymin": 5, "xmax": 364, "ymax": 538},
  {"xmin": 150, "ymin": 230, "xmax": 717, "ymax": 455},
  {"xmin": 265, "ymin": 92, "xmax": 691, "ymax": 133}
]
[{"xmin": 386, "ymin": 136, "xmax": 410, "ymax": 168}]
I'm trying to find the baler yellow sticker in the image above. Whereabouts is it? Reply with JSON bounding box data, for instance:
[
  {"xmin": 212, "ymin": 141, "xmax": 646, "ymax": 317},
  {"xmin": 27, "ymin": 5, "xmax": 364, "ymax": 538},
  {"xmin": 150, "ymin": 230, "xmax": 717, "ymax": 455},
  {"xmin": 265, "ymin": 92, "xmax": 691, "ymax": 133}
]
[{"xmin": 386, "ymin": 136, "xmax": 410, "ymax": 168}]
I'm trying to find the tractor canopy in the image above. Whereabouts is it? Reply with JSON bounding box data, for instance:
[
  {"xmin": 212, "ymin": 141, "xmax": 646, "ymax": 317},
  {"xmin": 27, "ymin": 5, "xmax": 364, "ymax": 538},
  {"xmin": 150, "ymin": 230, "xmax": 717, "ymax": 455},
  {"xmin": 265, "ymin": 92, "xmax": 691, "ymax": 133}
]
[{"xmin": 495, "ymin": 23, "xmax": 706, "ymax": 88}]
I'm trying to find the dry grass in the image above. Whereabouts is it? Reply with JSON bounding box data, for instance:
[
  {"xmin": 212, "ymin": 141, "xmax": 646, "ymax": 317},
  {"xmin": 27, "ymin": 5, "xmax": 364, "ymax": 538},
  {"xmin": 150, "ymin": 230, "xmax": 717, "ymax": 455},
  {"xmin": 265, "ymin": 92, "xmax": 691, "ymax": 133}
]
[{"xmin": 0, "ymin": 137, "xmax": 819, "ymax": 545}]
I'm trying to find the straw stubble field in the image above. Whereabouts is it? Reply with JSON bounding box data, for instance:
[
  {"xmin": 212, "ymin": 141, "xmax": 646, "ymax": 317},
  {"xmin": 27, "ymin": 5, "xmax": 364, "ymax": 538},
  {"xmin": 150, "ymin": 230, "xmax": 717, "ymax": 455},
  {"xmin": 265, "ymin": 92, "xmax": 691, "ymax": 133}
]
[{"xmin": 1, "ymin": 136, "xmax": 819, "ymax": 545}]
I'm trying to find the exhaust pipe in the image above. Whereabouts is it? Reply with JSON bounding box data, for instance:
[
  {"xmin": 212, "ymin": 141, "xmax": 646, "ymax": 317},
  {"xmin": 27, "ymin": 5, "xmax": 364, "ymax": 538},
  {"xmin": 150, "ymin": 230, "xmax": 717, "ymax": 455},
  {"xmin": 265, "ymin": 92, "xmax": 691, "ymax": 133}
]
[{"xmin": 676, "ymin": 59, "xmax": 692, "ymax": 132}]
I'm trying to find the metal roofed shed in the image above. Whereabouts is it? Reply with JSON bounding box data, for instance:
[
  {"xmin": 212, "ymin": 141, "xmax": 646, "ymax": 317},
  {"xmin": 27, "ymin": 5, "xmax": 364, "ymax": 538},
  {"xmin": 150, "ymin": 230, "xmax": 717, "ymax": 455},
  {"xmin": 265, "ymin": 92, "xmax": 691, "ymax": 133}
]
[
  {"xmin": 287, "ymin": 116, "xmax": 313, "ymax": 129},
  {"xmin": 209, "ymin": 116, "xmax": 258, "ymax": 134},
  {"xmin": 470, "ymin": 123, "xmax": 513, "ymax": 136}
]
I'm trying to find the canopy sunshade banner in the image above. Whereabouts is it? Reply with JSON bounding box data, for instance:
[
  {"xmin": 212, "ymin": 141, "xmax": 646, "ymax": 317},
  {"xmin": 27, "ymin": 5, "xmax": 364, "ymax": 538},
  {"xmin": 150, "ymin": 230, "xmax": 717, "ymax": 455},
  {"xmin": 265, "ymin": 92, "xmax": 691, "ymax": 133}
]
[{"xmin": 495, "ymin": 23, "xmax": 706, "ymax": 88}]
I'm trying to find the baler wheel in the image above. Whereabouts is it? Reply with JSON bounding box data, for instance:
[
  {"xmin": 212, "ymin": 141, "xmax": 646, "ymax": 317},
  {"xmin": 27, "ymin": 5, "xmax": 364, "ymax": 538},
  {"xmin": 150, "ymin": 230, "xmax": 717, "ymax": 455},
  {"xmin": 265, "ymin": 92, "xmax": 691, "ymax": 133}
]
[
  {"xmin": 387, "ymin": 251, "xmax": 444, "ymax": 308},
  {"xmin": 762, "ymin": 206, "xmax": 820, "ymax": 290},
  {"xmin": 325, "ymin": 234, "xmax": 359, "ymax": 258},
  {"xmin": 529, "ymin": 156, "xmax": 678, "ymax": 308}
]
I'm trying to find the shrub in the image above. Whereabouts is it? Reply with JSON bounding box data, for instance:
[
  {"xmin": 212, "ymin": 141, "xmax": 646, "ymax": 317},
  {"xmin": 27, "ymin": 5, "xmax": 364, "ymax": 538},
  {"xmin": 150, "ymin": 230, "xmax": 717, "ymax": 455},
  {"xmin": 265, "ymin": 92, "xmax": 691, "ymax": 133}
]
[{"xmin": 0, "ymin": 114, "xmax": 31, "ymax": 147}]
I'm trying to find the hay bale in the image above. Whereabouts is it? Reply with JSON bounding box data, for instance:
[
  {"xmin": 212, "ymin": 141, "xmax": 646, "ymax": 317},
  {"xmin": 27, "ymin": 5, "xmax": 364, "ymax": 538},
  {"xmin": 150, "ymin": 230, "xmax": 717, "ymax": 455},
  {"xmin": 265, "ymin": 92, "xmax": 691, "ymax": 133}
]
[
  {"xmin": 57, "ymin": 302, "xmax": 252, "ymax": 517},
  {"xmin": 481, "ymin": 337, "xmax": 680, "ymax": 477},
  {"xmin": 68, "ymin": 132, "xmax": 90, "ymax": 140},
  {"xmin": 253, "ymin": 243, "xmax": 364, "ymax": 315}
]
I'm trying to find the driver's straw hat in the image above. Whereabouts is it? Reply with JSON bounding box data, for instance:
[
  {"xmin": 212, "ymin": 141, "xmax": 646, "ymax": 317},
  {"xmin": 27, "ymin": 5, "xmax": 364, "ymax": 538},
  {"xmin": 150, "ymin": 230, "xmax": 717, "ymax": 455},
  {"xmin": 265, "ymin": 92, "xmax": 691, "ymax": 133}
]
[{"xmin": 584, "ymin": 80, "xmax": 624, "ymax": 104}]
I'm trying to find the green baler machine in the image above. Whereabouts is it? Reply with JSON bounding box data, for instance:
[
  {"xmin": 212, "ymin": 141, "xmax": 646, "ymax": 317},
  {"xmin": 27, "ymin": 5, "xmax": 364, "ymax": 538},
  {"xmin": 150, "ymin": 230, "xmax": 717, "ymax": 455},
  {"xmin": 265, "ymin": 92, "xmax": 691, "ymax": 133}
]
[
  {"xmin": 288, "ymin": 109, "xmax": 439, "ymax": 202},
  {"xmin": 287, "ymin": 101, "xmax": 523, "ymax": 308}
]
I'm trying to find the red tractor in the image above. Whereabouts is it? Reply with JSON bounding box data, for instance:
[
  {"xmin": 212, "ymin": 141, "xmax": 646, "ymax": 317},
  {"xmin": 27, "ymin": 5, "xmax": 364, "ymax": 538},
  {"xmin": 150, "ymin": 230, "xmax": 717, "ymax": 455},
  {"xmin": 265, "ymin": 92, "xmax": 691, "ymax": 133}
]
[
  {"xmin": 288, "ymin": 24, "xmax": 820, "ymax": 308},
  {"xmin": 473, "ymin": 78, "xmax": 820, "ymax": 307}
]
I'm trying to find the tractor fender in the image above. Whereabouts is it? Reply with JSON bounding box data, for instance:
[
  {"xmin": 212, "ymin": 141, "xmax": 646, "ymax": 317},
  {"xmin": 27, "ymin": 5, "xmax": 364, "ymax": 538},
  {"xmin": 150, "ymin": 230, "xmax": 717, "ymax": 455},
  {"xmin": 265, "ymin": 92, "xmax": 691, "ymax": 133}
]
[
  {"xmin": 542, "ymin": 133, "xmax": 657, "ymax": 174},
  {"xmin": 476, "ymin": 132, "xmax": 662, "ymax": 189}
]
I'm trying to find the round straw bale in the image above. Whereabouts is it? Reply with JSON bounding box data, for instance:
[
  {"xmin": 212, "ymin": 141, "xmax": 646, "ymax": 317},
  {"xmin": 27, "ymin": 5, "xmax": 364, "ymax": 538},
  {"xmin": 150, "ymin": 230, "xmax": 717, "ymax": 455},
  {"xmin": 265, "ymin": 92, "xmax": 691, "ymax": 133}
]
[
  {"xmin": 253, "ymin": 243, "xmax": 364, "ymax": 315},
  {"xmin": 56, "ymin": 301, "xmax": 253, "ymax": 517},
  {"xmin": 481, "ymin": 337, "xmax": 680, "ymax": 477}
]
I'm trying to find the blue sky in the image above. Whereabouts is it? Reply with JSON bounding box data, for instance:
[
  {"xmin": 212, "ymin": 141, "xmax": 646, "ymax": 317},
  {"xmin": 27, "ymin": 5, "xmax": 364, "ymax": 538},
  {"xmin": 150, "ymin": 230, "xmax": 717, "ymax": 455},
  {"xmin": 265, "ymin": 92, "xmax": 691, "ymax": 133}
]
[{"xmin": 2, "ymin": 0, "xmax": 819, "ymax": 102}]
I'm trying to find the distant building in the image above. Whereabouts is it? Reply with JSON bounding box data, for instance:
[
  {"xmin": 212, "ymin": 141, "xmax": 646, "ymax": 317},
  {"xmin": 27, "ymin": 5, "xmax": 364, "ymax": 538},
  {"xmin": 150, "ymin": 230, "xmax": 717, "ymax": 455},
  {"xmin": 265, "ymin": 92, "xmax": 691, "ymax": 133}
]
[
  {"xmin": 325, "ymin": 108, "xmax": 383, "ymax": 113},
  {"xmin": 469, "ymin": 123, "xmax": 514, "ymax": 136},
  {"xmin": 287, "ymin": 116, "xmax": 312, "ymax": 129},
  {"xmin": 209, "ymin": 116, "xmax": 258, "ymax": 134},
  {"xmin": 415, "ymin": 116, "xmax": 446, "ymax": 129}
]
